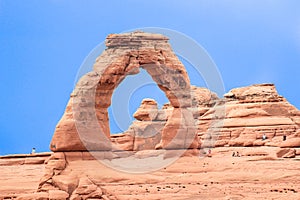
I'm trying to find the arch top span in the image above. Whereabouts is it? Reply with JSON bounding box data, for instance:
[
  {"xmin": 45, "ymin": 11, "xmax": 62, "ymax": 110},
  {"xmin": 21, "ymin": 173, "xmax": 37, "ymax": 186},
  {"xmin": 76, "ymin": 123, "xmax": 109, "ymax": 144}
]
[{"xmin": 50, "ymin": 31, "xmax": 199, "ymax": 152}]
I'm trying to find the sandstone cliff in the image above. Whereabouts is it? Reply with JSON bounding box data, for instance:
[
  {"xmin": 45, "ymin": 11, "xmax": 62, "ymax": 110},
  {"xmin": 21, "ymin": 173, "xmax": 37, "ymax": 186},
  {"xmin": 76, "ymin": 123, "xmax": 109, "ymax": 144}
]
[
  {"xmin": 200, "ymin": 83, "xmax": 300, "ymax": 148},
  {"xmin": 8, "ymin": 31, "xmax": 299, "ymax": 200},
  {"xmin": 112, "ymin": 83, "xmax": 300, "ymax": 150}
]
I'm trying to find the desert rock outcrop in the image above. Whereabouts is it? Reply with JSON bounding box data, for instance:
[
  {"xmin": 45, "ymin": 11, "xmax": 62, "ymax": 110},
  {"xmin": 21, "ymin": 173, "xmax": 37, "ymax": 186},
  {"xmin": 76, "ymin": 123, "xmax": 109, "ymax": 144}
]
[
  {"xmin": 2, "ymin": 147, "xmax": 300, "ymax": 199},
  {"xmin": 112, "ymin": 83, "xmax": 300, "ymax": 150},
  {"xmin": 27, "ymin": 32, "xmax": 300, "ymax": 199},
  {"xmin": 50, "ymin": 31, "xmax": 199, "ymax": 152}
]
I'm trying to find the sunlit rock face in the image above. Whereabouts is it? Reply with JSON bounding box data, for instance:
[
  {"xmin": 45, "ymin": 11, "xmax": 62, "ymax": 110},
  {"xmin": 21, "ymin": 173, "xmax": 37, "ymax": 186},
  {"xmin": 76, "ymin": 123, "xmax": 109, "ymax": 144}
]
[
  {"xmin": 112, "ymin": 83, "xmax": 300, "ymax": 150},
  {"xmin": 50, "ymin": 31, "xmax": 299, "ymax": 153},
  {"xmin": 6, "ymin": 32, "xmax": 300, "ymax": 200},
  {"xmin": 50, "ymin": 31, "xmax": 199, "ymax": 152},
  {"xmin": 198, "ymin": 83, "xmax": 300, "ymax": 148}
]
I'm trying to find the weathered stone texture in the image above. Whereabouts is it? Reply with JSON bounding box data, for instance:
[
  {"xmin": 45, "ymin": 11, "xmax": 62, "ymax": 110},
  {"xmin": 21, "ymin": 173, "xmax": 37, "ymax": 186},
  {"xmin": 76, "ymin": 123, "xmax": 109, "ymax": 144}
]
[{"xmin": 50, "ymin": 31, "xmax": 198, "ymax": 152}]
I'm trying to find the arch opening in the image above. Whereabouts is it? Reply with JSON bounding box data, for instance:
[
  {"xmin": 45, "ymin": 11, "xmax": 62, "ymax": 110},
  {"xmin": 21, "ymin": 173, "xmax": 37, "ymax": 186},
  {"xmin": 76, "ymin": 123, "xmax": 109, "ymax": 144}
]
[
  {"xmin": 92, "ymin": 60, "xmax": 198, "ymax": 151},
  {"xmin": 108, "ymin": 68, "xmax": 169, "ymax": 134}
]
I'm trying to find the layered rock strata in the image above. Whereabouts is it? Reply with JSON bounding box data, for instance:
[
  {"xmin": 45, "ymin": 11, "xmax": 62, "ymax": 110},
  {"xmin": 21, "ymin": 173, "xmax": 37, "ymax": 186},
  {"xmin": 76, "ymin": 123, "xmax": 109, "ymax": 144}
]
[
  {"xmin": 200, "ymin": 83, "xmax": 300, "ymax": 148},
  {"xmin": 3, "ymin": 147, "xmax": 300, "ymax": 199},
  {"xmin": 50, "ymin": 31, "xmax": 199, "ymax": 152},
  {"xmin": 6, "ymin": 32, "xmax": 300, "ymax": 200},
  {"xmin": 112, "ymin": 84, "xmax": 300, "ymax": 150}
]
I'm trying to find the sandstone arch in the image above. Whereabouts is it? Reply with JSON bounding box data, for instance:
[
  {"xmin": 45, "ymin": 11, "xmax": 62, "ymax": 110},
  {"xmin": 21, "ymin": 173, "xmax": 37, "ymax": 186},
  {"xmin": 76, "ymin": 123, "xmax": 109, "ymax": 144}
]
[{"xmin": 50, "ymin": 32, "xmax": 199, "ymax": 152}]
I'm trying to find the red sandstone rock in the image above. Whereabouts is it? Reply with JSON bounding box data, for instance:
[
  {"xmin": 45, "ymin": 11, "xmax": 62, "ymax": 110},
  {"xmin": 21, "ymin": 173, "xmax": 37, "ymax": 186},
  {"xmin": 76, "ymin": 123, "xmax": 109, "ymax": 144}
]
[
  {"xmin": 50, "ymin": 31, "xmax": 198, "ymax": 152},
  {"xmin": 280, "ymin": 138, "xmax": 300, "ymax": 148},
  {"xmin": 52, "ymin": 175, "xmax": 78, "ymax": 194},
  {"xmin": 49, "ymin": 189, "xmax": 69, "ymax": 200},
  {"xmin": 23, "ymin": 32, "xmax": 300, "ymax": 199},
  {"xmin": 110, "ymin": 83, "xmax": 300, "ymax": 151},
  {"xmin": 276, "ymin": 148, "xmax": 296, "ymax": 158},
  {"xmin": 73, "ymin": 177, "xmax": 99, "ymax": 195},
  {"xmin": 70, "ymin": 177, "xmax": 103, "ymax": 199},
  {"xmin": 50, "ymin": 33, "xmax": 300, "ymax": 153},
  {"xmin": 133, "ymin": 98, "xmax": 159, "ymax": 121},
  {"xmin": 16, "ymin": 192, "xmax": 49, "ymax": 200},
  {"xmin": 3, "ymin": 32, "xmax": 300, "ymax": 200},
  {"xmin": 1, "ymin": 147, "xmax": 300, "ymax": 199},
  {"xmin": 198, "ymin": 83, "xmax": 300, "ymax": 148},
  {"xmin": 111, "ymin": 133, "xmax": 134, "ymax": 151},
  {"xmin": 0, "ymin": 153, "xmax": 50, "ymax": 166}
]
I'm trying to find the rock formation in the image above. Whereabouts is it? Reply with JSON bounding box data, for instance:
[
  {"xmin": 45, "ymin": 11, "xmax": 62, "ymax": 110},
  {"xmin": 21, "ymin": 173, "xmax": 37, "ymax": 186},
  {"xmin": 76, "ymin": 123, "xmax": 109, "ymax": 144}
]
[
  {"xmin": 111, "ymin": 98, "xmax": 165, "ymax": 151},
  {"xmin": 199, "ymin": 83, "xmax": 300, "ymax": 148},
  {"xmin": 2, "ymin": 148, "xmax": 300, "ymax": 200},
  {"xmin": 51, "ymin": 32, "xmax": 300, "ymax": 153},
  {"xmin": 50, "ymin": 31, "xmax": 199, "ymax": 152},
  {"xmin": 9, "ymin": 31, "xmax": 299, "ymax": 199},
  {"xmin": 112, "ymin": 83, "xmax": 300, "ymax": 151}
]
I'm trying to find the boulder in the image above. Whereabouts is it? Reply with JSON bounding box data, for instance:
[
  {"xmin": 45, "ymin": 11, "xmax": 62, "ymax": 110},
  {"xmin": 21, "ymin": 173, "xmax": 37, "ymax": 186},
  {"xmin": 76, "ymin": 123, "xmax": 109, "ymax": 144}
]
[
  {"xmin": 49, "ymin": 190, "xmax": 69, "ymax": 200},
  {"xmin": 111, "ymin": 132, "xmax": 134, "ymax": 151},
  {"xmin": 276, "ymin": 148, "xmax": 296, "ymax": 158},
  {"xmin": 52, "ymin": 175, "xmax": 78, "ymax": 194},
  {"xmin": 72, "ymin": 177, "xmax": 99, "ymax": 196},
  {"xmin": 133, "ymin": 99, "xmax": 159, "ymax": 121}
]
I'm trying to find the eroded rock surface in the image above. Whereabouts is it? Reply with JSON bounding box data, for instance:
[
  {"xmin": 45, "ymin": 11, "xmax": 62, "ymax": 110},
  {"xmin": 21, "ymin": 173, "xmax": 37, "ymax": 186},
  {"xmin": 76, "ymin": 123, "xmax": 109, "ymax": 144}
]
[
  {"xmin": 7, "ymin": 32, "xmax": 300, "ymax": 200},
  {"xmin": 2, "ymin": 147, "xmax": 300, "ymax": 200},
  {"xmin": 50, "ymin": 31, "xmax": 198, "ymax": 152},
  {"xmin": 199, "ymin": 83, "xmax": 300, "ymax": 148},
  {"xmin": 111, "ymin": 83, "xmax": 300, "ymax": 151}
]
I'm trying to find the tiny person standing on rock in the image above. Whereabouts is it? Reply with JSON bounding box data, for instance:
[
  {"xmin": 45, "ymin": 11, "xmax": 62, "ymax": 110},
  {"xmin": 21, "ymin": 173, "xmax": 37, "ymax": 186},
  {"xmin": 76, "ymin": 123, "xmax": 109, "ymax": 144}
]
[
  {"xmin": 31, "ymin": 148, "xmax": 36, "ymax": 154},
  {"xmin": 207, "ymin": 149, "xmax": 212, "ymax": 157},
  {"xmin": 283, "ymin": 135, "xmax": 287, "ymax": 141}
]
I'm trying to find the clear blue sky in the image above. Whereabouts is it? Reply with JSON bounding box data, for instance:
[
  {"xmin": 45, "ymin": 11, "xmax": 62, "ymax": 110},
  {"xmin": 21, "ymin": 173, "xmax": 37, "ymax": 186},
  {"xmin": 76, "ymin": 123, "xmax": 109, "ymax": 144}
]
[{"xmin": 0, "ymin": 1, "xmax": 299, "ymax": 155}]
